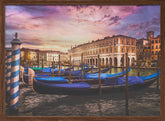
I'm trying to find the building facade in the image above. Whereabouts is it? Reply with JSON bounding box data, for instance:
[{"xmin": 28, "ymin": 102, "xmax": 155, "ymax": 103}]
[
  {"xmin": 150, "ymin": 35, "xmax": 161, "ymax": 60},
  {"xmin": 136, "ymin": 38, "xmax": 150, "ymax": 60},
  {"xmin": 68, "ymin": 35, "xmax": 137, "ymax": 67},
  {"xmin": 137, "ymin": 31, "xmax": 161, "ymax": 61},
  {"xmin": 20, "ymin": 48, "xmax": 68, "ymax": 67}
]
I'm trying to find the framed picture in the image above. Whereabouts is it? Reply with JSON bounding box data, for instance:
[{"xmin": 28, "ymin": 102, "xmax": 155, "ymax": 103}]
[{"xmin": 0, "ymin": 0, "xmax": 164, "ymax": 121}]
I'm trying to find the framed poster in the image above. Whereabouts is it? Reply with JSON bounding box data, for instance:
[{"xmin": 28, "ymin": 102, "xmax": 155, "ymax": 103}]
[{"xmin": 0, "ymin": 0, "xmax": 164, "ymax": 121}]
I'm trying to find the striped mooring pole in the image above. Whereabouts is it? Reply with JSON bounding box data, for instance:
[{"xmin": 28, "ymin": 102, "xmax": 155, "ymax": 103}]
[
  {"xmin": 6, "ymin": 48, "xmax": 12, "ymax": 94},
  {"xmin": 10, "ymin": 33, "xmax": 21, "ymax": 112},
  {"xmin": 5, "ymin": 53, "xmax": 8, "ymax": 86},
  {"xmin": 5, "ymin": 52, "xmax": 8, "ymax": 99}
]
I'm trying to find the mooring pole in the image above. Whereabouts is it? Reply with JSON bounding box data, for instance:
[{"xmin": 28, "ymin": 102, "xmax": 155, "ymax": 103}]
[
  {"xmin": 157, "ymin": 52, "xmax": 160, "ymax": 90},
  {"xmin": 69, "ymin": 55, "xmax": 71, "ymax": 83},
  {"xmin": 42, "ymin": 57, "xmax": 43, "ymax": 72},
  {"xmin": 109, "ymin": 59, "xmax": 111, "ymax": 73},
  {"xmin": 81, "ymin": 53, "xmax": 84, "ymax": 81},
  {"xmin": 91, "ymin": 57, "xmax": 93, "ymax": 73},
  {"xmin": 78, "ymin": 61, "xmax": 79, "ymax": 70},
  {"xmin": 58, "ymin": 54, "xmax": 61, "ymax": 76},
  {"xmin": 137, "ymin": 55, "xmax": 140, "ymax": 77},
  {"xmin": 73, "ymin": 59, "xmax": 74, "ymax": 71},
  {"xmin": 10, "ymin": 33, "xmax": 21, "ymax": 112},
  {"xmin": 125, "ymin": 52, "xmax": 129, "ymax": 116},
  {"xmin": 64, "ymin": 61, "xmax": 65, "ymax": 70},
  {"xmin": 6, "ymin": 48, "xmax": 12, "ymax": 95},
  {"xmin": 38, "ymin": 59, "xmax": 39, "ymax": 70},
  {"xmin": 98, "ymin": 55, "xmax": 102, "ymax": 96},
  {"xmin": 122, "ymin": 54, "xmax": 125, "ymax": 76},
  {"xmin": 5, "ymin": 53, "xmax": 8, "ymax": 88}
]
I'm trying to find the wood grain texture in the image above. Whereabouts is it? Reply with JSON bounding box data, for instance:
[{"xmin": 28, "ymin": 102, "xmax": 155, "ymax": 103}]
[{"xmin": 0, "ymin": 0, "xmax": 164, "ymax": 121}]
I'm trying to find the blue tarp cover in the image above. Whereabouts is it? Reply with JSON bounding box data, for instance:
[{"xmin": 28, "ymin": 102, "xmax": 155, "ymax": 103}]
[
  {"xmin": 101, "ymin": 67, "xmax": 109, "ymax": 73},
  {"xmin": 36, "ymin": 74, "xmax": 50, "ymax": 77},
  {"xmin": 42, "ymin": 68, "xmax": 52, "ymax": 73},
  {"xmin": 80, "ymin": 68, "xmax": 130, "ymax": 79},
  {"xmin": 104, "ymin": 76, "xmax": 144, "ymax": 85},
  {"xmin": 34, "ymin": 76, "xmax": 68, "ymax": 82},
  {"xmin": 50, "ymin": 82, "xmax": 91, "ymax": 88},
  {"xmin": 64, "ymin": 70, "xmax": 81, "ymax": 76},
  {"xmin": 24, "ymin": 70, "xmax": 28, "ymax": 74},
  {"xmin": 139, "ymin": 70, "xmax": 161, "ymax": 80},
  {"xmin": 42, "ymin": 68, "xmax": 65, "ymax": 73}
]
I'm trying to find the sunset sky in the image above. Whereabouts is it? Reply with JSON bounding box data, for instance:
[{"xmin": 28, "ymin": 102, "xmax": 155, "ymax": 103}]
[{"xmin": 5, "ymin": 5, "xmax": 160, "ymax": 52}]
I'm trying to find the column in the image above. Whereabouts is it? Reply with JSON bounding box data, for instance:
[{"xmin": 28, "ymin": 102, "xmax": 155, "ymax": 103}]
[
  {"xmin": 10, "ymin": 33, "xmax": 21, "ymax": 111},
  {"xmin": 112, "ymin": 57, "xmax": 114, "ymax": 66},
  {"xmin": 130, "ymin": 57, "xmax": 132, "ymax": 67},
  {"xmin": 117, "ymin": 56, "xmax": 122, "ymax": 67}
]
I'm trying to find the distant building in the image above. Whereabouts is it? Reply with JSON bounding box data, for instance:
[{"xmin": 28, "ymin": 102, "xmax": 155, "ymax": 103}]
[
  {"xmin": 136, "ymin": 38, "xmax": 150, "ymax": 60},
  {"xmin": 20, "ymin": 48, "xmax": 68, "ymax": 67},
  {"xmin": 68, "ymin": 35, "xmax": 137, "ymax": 67},
  {"xmin": 137, "ymin": 31, "xmax": 160, "ymax": 61},
  {"xmin": 150, "ymin": 35, "xmax": 161, "ymax": 60}
]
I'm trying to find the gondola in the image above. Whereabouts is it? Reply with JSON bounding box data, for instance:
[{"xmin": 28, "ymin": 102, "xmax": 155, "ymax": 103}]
[
  {"xmin": 33, "ymin": 71, "xmax": 160, "ymax": 95},
  {"xmin": 32, "ymin": 69, "xmax": 158, "ymax": 95}
]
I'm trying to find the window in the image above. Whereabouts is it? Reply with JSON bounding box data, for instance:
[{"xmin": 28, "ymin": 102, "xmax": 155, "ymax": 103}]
[
  {"xmin": 121, "ymin": 47, "xmax": 123, "ymax": 52},
  {"xmin": 99, "ymin": 49, "xmax": 101, "ymax": 53},
  {"xmin": 115, "ymin": 47, "xmax": 118, "ymax": 52},
  {"xmin": 156, "ymin": 40, "xmax": 158, "ymax": 43},
  {"xmin": 155, "ymin": 51, "xmax": 158, "ymax": 55},
  {"xmin": 152, "ymin": 40, "xmax": 154, "ymax": 43},
  {"xmin": 110, "ymin": 48, "xmax": 112, "ymax": 53},
  {"xmin": 121, "ymin": 40, "xmax": 123, "ymax": 44},
  {"xmin": 132, "ymin": 41, "xmax": 134, "ymax": 45},
  {"xmin": 127, "ymin": 40, "xmax": 129, "ymax": 45},
  {"xmin": 102, "ymin": 49, "xmax": 104, "ymax": 53},
  {"xmin": 159, "ymin": 45, "xmax": 161, "ymax": 48},
  {"xmin": 159, "ymin": 40, "xmax": 160, "ymax": 43},
  {"xmin": 152, "ymin": 46, "xmax": 154, "ymax": 49},
  {"xmin": 106, "ymin": 48, "xmax": 108, "ymax": 53},
  {"xmin": 127, "ymin": 48, "xmax": 129, "ymax": 52},
  {"xmin": 156, "ymin": 45, "xmax": 158, "ymax": 49},
  {"xmin": 132, "ymin": 48, "xmax": 134, "ymax": 53},
  {"xmin": 114, "ymin": 40, "xmax": 116, "ymax": 45},
  {"xmin": 96, "ymin": 50, "xmax": 98, "ymax": 54}
]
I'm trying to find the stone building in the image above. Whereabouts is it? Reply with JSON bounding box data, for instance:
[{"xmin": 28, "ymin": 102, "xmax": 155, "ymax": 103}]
[
  {"xmin": 136, "ymin": 31, "xmax": 161, "ymax": 61},
  {"xmin": 136, "ymin": 38, "xmax": 150, "ymax": 60},
  {"xmin": 68, "ymin": 35, "xmax": 137, "ymax": 67},
  {"xmin": 20, "ymin": 48, "xmax": 68, "ymax": 67},
  {"xmin": 150, "ymin": 35, "xmax": 161, "ymax": 60}
]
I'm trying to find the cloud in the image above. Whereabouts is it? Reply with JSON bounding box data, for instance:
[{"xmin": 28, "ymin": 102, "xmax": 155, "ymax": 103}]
[{"xmin": 5, "ymin": 5, "xmax": 160, "ymax": 52}]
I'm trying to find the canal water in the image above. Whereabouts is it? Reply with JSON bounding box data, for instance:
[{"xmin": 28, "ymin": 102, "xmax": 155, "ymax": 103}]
[{"xmin": 5, "ymin": 68, "xmax": 160, "ymax": 116}]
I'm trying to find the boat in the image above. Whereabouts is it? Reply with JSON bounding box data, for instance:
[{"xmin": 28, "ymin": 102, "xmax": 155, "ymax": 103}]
[
  {"xmin": 79, "ymin": 67, "xmax": 131, "ymax": 80},
  {"xmin": 32, "ymin": 69, "xmax": 159, "ymax": 95},
  {"xmin": 24, "ymin": 67, "xmax": 130, "ymax": 85}
]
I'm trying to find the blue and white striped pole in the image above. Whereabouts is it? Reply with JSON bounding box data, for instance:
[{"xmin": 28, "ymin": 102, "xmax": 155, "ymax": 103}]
[
  {"xmin": 10, "ymin": 33, "xmax": 21, "ymax": 111},
  {"xmin": 6, "ymin": 48, "xmax": 12, "ymax": 94},
  {"xmin": 5, "ymin": 53, "xmax": 8, "ymax": 91}
]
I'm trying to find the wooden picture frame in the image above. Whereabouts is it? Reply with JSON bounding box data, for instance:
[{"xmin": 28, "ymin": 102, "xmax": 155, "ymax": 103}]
[{"xmin": 0, "ymin": 0, "xmax": 164, "ymax": 121}]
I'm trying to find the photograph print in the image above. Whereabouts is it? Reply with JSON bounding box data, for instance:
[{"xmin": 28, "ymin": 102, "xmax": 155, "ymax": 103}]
[{"xmin": 5, "ymin": 5, "xmax": 160, "ymax": 116}]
